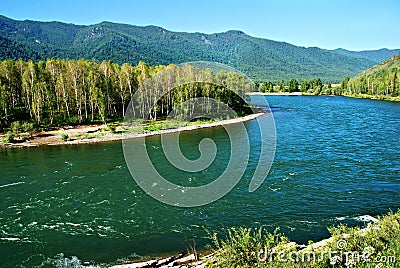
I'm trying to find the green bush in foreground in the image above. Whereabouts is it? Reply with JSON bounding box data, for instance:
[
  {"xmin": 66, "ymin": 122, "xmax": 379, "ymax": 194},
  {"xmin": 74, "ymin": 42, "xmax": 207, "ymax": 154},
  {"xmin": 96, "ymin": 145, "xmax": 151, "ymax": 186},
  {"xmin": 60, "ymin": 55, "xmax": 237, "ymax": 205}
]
[
  {"xmin": 11, "ymin": 121, "xmax": 37, "ymax": 137},
  {"xmin": 207, "ymin": 227, "xmax": 290, "ymax": 267},
  {"xmin": 207, "ymin": 210, "xmax": 400, "ymax": 267},
  {"xmin": 2, "ymin": 131, "xmax": 14, "ymax": 143},
  {"xmin": 60, "ymin": 134, "xmax": 69, "ymax": 141}
]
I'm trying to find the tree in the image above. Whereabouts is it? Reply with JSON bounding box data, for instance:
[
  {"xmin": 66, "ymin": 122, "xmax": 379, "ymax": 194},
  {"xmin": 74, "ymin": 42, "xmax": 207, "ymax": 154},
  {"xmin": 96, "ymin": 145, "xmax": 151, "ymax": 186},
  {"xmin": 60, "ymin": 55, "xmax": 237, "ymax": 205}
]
[
  {"xmin": 300, "ymin": 80, "xmax": 308, "ymax": 92},
  {"xmin": 258, "ymin": 82, "xmax": 267, "ymax": 93},
  {"xmin": 279, "ymin": 80, "xmax": 286, "ymax": 92},
  {"xmin": 288, "ymin": 79, "xmax": 299, "ymax": 93},
  {"xmin": 267, "ymin": 81, "xmax": 274, "ymax": 92},
  {"xmin": 0, "ymin": 58, "xmax": 256, "ymax": 131}
]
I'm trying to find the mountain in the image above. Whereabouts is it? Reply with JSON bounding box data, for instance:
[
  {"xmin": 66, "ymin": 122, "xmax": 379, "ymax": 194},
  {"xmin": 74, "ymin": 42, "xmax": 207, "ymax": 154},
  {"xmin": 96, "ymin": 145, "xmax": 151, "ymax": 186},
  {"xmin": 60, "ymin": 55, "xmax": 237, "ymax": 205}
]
[
  {"xmin": 341, "ymin": 53, "xmax": 400, "ymax": 98},
  {"xmin": 329, "ymin": 48, "xmax": 400, "ymax": 63},
  {"xmin": 357, "ymin": 53, "xmax": 400, "ymax": 77},
  {"xmin": 0, "ymin": 35, "xmax": 42, "ymax": 61},
  {"xmin": 0, "ymin": 15, "xmax": 395, "ymax": 82}
]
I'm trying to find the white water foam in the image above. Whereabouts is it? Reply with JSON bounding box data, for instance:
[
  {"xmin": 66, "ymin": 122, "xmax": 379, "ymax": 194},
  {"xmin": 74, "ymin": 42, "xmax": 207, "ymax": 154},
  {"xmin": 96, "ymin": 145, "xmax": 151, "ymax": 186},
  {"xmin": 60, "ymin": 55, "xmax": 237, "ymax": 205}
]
[
  {"xmin": 0, "ymin": 237, "xmax": 20, "ymax": 241},
  {"xmin": 353, "ymin": 215, "xmax": 379, "ymax": 223},
  {"xmin": 0, "ymin": 181, "xmax": 25, "ymax": 188},
  {"xmin": 42, "ymin": 253, "xmax": 102, "ymax": 268},
  {"xmin": 298, "ymin": 220, "xmax": 318, "ymax": 224}
]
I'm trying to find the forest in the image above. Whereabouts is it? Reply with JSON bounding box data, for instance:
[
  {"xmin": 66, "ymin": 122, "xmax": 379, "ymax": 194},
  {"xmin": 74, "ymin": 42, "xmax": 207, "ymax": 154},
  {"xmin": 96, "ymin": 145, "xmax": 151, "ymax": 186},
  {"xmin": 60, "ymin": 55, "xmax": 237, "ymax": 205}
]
[
  {"xmin": 0, "ymin": 59, "xmax": 252, "ymax": 132},
  {"xmin": 1, "ymin": 53, "xmax": 399, "ymax": 134},
  {"xmin": 0, "ymin": 15, "xmax": 386, "ymax": 82},
  {"xmin": 256, "ymin": 78, "xmax": 340, "ymax": 95},
  {"xmin": 256, "ymin": 53, "xmax": 400, "ymax": 98},
  {"xmin": 341, "ymin": 54, "xmax": 400, "ymax": 98}
]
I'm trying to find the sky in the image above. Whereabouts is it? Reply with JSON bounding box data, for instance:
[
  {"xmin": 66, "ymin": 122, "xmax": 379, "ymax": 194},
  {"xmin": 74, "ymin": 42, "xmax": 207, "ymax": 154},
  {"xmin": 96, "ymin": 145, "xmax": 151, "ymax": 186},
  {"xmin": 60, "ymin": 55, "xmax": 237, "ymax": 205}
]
[{"xmin": 0, "ymin": 0, "xmax": 399, "ymax": 51}]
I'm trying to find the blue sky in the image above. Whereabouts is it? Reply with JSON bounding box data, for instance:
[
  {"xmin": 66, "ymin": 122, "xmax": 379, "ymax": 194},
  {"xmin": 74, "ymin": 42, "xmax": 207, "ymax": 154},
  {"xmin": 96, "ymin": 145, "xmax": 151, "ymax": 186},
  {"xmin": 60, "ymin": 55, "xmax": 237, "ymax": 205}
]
[{"xmin": 1, "ymin": 0, "xmax": 399, "ymax": 51}]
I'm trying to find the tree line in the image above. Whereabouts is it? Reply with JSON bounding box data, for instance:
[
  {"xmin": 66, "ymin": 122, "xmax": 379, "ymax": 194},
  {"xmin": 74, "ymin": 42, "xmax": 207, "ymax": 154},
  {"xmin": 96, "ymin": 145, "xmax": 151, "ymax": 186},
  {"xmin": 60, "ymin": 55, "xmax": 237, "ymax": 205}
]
[
  {"xmin": 340, "ymin": 57, "xmax": 400, "ymax": 97},
  {"xmin": 256, "ymin": 78, "xmax": 342, "ymax": 95},
  {"xmin": 0, "ymin": 59, "xmax": 253, "ymax": 131}
]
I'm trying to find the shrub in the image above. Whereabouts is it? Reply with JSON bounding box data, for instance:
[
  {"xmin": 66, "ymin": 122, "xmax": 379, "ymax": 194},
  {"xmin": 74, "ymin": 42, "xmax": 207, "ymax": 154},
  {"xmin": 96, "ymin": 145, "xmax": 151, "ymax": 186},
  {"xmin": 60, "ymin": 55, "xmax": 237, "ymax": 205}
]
[
  {"xmin": 2, "ymin": 131, "xmax": 14, "ymax": 143},
  {"xmin": 107, "ymin": 124, "xmax": 116, "ymax": 133},
  {"xmin": 207, "ymin": 210, "xmax": 400, "ymax": 267},
  {"xmin": 208, "ymin": 227, "xmax": 289, "ymax": 267},
  {"xmin": 61, "ymin": 134, "xmax": 69, "ymax": 141},
  {"xmin": 10, "ymin": 121, "xmax": 37, "ymax": 137},
  {"xmin": 146, "ymin": 123, "xmax": 163, "ymax": 132},
  {"xmin": 10, "ymin": 121, "xmax": 22, "ymax": 135},
  {"xmin": 21, "ymin": 121, "xmax": 36, "ymax": 135}
]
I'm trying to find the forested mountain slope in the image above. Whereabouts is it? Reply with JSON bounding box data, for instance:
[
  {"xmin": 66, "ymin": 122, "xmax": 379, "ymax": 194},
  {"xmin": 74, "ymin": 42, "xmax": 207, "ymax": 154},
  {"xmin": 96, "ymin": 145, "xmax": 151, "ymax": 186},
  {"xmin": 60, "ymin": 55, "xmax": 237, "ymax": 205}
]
[
  {"xmin": 341, "ymin": 53, "xmax": 400, "ymax": 98},
  {"xmin": 0, "ymin": 15, "xmax": 389, "ymax": 82},
  {"xmin": 329, "ymin": 48, "xmax": 400, "ymax": 63}
]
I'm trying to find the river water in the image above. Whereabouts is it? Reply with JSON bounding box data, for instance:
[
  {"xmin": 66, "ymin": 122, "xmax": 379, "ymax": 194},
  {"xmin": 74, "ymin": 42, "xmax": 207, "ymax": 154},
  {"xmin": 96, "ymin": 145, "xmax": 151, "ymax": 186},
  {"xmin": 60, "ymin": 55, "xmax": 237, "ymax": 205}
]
[{"xmin": 1, "ymin": 96, "xmax": 399, "ymax": 267}]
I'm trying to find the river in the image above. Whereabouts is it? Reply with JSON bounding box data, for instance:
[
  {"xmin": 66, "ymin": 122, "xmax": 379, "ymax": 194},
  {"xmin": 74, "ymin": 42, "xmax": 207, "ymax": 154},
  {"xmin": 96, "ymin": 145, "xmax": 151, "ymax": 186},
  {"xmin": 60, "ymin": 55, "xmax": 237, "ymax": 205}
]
[{"xmin": 1, "ymin": 95, "xmax": 399, "ymax": 267}]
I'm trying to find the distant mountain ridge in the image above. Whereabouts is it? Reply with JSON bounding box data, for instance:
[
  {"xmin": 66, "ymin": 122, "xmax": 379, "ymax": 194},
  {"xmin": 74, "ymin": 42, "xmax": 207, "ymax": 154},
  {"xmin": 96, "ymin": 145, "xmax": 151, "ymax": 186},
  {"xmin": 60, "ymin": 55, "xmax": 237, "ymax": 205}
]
[
  {"xmin": 0, "ymin": 15, "xmax": 398, "ymax": 82},
  {"xmin": 329, "ymin": 48, "xmax": 400, "ymax": 63}
]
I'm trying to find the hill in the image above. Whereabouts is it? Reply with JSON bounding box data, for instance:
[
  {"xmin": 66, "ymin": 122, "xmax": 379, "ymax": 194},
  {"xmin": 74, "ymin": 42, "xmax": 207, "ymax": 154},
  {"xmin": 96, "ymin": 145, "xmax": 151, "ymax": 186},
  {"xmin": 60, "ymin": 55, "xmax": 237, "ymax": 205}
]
[
  {"xmin": 0, "ymin": 15, "xmax": 395, "ymax": 82},
  {"xmin": 341, "ymin": 53, "xmax": 400, "ymax": 99},
  {"xmin": 329, "ymin": 48, "xmax": 400, "ymax": 63}
]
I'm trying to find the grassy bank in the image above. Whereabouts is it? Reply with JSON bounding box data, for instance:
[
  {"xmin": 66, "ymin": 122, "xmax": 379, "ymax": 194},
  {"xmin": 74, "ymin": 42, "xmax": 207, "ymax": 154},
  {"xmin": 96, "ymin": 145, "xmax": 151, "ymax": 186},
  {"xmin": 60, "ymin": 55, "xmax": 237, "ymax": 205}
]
[
  {"xmin": 206, "ymin": 210, "xmax": 399, "ymax": 267},
  {"xmin": 342, "ymin": 93, "xmax": 400, "ymax": 102}
]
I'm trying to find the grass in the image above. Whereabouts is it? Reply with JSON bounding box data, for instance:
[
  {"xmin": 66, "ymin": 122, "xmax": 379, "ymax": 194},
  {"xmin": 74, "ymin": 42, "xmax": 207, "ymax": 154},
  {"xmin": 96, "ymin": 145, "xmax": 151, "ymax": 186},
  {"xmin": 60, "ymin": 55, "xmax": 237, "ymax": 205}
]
[
  {"xmin": 343, "ymin": 93, "xmax": 400, "ymax": 102},
  {"xmin": 76, "ymin": 132, "xmax": 106, "ymax": 140},
  {"xmin": 206, "ymin": 210, "xmax": 400, "ymax": 267},
  {"xmin": 142, "ymin": 118, "xmax": 217, "ymax": 132}
]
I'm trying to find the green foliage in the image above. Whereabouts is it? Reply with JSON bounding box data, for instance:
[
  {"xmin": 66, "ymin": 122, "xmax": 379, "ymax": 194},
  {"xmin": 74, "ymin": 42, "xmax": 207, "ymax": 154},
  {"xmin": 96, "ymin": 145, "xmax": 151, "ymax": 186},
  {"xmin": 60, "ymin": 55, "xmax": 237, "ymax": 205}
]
[
  {"xmin": 106, "ymin": 124, "xmax": 116, "ymax": 133},
  {"xmin": 207, "ymin": 210, "xmax": 400, "ymax": 267},
  {"xmin": 2, "ymin": 131, "xmax": 13, "ymax": 143},
  {"xmin": 341, "ymin": 76, "xmax": 350, "ymax": 89},
  {"xmin": 145, "ymin": 122, "xmax": 163, "ymax": 132},
  {"xmin": 0, "ymin": 59, "xmax": 253, "ymax": 131},
  {"xmin": 209, "ymin": 227, "xmax": 289, "ymax": 267},
  {"xmin": 257, "ymin": 81, "xmax": 274, "ymax": 93},
  {"xmin": 0, "ymin": 36, "xmax": 42, "ymax": 61},
  {"xmin": 279, "ymin": 80, "xmax": 286, "ymax": 91},
  {"xmin": 10, "ymin": 121, "xmax": 23, "ymax": 135},
  {"xmin": 341, "ymin": 53, "xmax": 400, "ymax": 99},
  {"xmin": 300, "ymin": 80, "xmax": 308, "ymax": 92},
  {"xmin": 330, "ymin": 48, "xmax": 400, "ymax": 63},
  {"xmin": 187, "ymin": 118, "xmax": 215, "ymax": 125},
  {"xmin": 0, "ymin": 15, "xmax": 385, "ymax": 82},
  {"xmin": 287, "ymin": 79, "xmax": 299, "ymax": 92},
  {"xmin": 10, "ymin": 121, "xmax": 36, "ymax": 136},
  {"xmin": 257, "ymin": 78, "xmax": 334, "ymax": 95},
  {"xmin": 324, "ymin": 210, "xmax": 400, "ymax": 267},
  {"xmin": 60, "ymin": 134, "xmax": 69, "ymax": 141}
]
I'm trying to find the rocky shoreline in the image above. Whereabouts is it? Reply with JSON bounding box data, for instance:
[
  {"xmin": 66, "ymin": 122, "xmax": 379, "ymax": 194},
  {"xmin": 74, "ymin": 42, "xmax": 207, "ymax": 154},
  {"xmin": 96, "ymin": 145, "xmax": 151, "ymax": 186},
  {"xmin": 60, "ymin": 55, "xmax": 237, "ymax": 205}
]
[{"xmin": 110, "ymin": 215, "xmax": 382, "ymax": 268}]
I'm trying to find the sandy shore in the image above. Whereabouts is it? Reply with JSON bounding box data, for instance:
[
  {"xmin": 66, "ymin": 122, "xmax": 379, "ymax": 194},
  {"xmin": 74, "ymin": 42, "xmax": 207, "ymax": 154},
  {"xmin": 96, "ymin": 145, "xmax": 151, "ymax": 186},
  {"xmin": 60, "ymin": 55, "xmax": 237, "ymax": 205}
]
[{"xmin": 0, "ymin": 113, "xmax": 265, "ymax": 148}]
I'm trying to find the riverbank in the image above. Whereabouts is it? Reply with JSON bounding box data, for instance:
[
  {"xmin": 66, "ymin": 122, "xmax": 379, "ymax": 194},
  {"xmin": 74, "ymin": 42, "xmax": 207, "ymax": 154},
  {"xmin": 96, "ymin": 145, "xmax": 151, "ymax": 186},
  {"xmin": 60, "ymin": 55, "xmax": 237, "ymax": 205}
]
[
  {"xmin": 0, "ymin": 113, "xmax": 265, "ymax": 148},
  {"xmin": 247, "ymin": 91, "xmax": 400, "ymax": 102},
  {"xmin": 110, "ymin": 211, "xmax": 399, "ymax": 267},
  {"xmin": 246, "ymin": 92, "xmax": 303, "ymax": 96},
  {"xmin": 343, "ymin": 93, "xmax": 400, "ymax": 102}
]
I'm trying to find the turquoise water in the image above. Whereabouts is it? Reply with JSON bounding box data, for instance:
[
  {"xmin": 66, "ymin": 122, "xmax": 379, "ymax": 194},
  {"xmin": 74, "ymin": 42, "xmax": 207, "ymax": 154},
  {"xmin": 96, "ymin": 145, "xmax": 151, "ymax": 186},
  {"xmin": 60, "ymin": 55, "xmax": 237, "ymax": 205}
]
[{"xmin": 1, "ymin": 96, "xmax": 399, "ymax": 267}]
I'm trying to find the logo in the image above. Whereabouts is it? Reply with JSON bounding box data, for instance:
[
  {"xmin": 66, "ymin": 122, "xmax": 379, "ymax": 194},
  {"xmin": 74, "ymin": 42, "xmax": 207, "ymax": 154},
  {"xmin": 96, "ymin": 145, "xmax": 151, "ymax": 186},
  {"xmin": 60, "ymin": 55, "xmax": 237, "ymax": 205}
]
[{"xmin": 122, "ymin": 62, "xmax": 276, "ymax": 207}]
